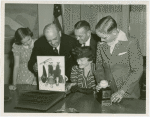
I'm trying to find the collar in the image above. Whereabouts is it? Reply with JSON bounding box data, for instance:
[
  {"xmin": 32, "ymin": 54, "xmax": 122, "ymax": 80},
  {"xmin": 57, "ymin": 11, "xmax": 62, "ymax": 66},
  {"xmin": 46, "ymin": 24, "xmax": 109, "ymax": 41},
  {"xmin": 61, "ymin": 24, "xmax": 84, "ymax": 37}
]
[
  {"xmin": 116, "ymin": 29, "xmax": 128, "ymax": 42},
  {"xmin": 106, "ymin": 29, "xmax": 128, "ymax": 46},
  {"xmin": 83, "ymin": 35, "xmax": 91, "ymax": 46}
]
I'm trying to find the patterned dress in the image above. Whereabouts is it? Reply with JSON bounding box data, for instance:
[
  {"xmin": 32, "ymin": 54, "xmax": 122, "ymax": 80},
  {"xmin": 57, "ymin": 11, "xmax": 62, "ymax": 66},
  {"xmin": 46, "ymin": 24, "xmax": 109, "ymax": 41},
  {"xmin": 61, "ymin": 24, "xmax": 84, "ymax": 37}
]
[
  {"xmin": 70, "ymin": 64, "xmax": 96, "ymax": 89},
  {"xmin": 12, "ymin": 41, "xmax": 37, "ymax": 85}
]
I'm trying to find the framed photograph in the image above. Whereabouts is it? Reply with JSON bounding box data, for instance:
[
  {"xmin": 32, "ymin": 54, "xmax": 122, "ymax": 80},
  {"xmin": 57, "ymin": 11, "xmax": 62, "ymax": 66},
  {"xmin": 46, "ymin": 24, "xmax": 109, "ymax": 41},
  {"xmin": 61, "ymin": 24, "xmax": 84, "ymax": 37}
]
[{"xmin": 37, "ymin": 56, "xmax": 65, "ymax": 92}]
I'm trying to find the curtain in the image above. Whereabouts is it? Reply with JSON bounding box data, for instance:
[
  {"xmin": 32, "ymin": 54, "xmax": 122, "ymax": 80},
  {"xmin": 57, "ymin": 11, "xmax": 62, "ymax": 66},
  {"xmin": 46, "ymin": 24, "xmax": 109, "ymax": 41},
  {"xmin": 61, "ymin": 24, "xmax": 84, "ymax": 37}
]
[
  {"xmin": 63, "ymin": 4, "xmax": 80, "ymax": 35},
  {"xmin": 129, "ymin": 5, "xmax": 146, "ymax": 56},
  {"xmin": 81, "ymin": 5, "xmax": 99, "ymax": 33}
]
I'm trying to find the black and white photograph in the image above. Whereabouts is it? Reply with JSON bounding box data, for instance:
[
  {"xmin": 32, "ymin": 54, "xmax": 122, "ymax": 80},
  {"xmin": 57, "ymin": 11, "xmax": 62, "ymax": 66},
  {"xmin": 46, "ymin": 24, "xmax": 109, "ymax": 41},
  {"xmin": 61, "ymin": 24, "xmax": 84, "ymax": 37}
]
[
  {"xmin": 2, "ymin": 0, "xmax": 148, "ymax": 115},
  {"xmin": 37, "ymin": 56, "xmax": 65, "ymax": 91}
]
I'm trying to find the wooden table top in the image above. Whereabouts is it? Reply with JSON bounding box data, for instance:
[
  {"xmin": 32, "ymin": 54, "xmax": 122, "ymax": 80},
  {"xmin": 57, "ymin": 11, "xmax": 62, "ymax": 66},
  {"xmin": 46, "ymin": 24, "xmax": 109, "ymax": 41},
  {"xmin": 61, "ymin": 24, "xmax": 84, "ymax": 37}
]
[{"xmin": 4, "ymin": 84, "xmax": 146, "ymax": 114}]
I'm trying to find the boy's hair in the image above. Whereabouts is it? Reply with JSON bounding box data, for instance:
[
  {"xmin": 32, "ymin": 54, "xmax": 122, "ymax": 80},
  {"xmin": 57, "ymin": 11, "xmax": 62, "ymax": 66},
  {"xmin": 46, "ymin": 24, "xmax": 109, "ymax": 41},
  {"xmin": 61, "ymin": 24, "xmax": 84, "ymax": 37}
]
[
  {"xmin": 74, "ymin": 20, "xmax": 91, "ymax": 31},
  {"xmin": 95, "ymin": 15, "xmax": 117, "ymax": 34}
]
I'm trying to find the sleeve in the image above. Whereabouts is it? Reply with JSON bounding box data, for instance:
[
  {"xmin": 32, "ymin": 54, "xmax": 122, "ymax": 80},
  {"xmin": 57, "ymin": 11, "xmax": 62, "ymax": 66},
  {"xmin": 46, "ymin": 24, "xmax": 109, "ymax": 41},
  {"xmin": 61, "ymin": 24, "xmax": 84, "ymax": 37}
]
[
  {"xmin": 121, "ymin": 39, "xmax": 143, "ymax": 93},
  {"xmin": 70, "ymin": 65, "xmax": 78, "ymax": 83},
  {"xmin": 93, "ymin": 42, "xmax": 105, "ymax": 83},
  {"xmin": 12, "ymin": 43, "xmax": 20, "ymax": 56}
]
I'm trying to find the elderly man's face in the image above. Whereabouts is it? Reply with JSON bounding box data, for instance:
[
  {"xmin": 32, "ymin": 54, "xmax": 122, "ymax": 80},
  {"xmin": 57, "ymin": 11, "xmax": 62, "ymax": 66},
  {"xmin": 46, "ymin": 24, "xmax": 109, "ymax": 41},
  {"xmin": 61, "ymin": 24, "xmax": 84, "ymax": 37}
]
[
  {"xmin": 45, "ymin": 30, "xmax": 61, "ymax": 48},
  {"xmin": 74, "ymin": 27, "xmax": 90, "ymax": 44}
]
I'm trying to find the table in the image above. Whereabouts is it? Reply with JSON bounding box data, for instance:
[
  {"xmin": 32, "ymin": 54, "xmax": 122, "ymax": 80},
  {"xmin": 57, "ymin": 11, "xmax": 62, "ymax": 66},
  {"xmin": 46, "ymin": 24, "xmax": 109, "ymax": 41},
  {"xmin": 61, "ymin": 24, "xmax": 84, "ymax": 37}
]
[{"xmin": 4, "ymin": 84, "xmax": 146, "ymax": 113}]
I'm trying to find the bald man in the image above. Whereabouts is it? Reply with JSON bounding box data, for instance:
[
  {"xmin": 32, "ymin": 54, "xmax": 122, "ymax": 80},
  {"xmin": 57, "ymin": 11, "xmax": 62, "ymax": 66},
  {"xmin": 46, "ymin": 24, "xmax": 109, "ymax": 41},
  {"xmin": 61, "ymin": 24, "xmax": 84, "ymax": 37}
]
[{"xmin": 28, "ymin": 23, "xmax": 78, "ymax": 82}]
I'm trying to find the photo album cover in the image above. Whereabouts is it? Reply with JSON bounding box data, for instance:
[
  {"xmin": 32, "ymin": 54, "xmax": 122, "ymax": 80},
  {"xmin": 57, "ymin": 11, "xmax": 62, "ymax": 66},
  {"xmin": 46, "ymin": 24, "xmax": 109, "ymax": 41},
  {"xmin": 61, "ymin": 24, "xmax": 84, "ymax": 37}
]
[{"xmin": 37, "ymin": 56, "xmax": 65, "ymax": 92}]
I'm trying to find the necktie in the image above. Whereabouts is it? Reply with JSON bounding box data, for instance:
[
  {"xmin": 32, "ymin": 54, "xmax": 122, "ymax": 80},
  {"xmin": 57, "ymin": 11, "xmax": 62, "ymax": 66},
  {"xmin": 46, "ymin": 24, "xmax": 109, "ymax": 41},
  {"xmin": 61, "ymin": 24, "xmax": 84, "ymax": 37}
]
[{"xmin": 54, "ymin": 48, "xmax": 59, "ymax": 55}]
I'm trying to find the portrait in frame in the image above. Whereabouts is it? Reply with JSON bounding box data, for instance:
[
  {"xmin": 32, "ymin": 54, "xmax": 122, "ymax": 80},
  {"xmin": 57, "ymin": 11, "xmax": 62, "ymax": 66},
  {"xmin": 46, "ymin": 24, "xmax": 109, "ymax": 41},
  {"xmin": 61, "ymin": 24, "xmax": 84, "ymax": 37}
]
[{"xmin": 37, "ymin": 56, "xmax": 65, "ymax": 92}]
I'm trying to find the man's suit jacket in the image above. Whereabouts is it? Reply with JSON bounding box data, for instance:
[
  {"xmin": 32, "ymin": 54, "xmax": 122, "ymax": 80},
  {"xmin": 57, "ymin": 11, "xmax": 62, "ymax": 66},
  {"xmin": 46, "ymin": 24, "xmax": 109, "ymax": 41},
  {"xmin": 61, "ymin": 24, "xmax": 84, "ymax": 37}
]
[
  {"xmin": 94, "ymin": 38, "xmax": 143, "ymax": 99},
  {"xmin": 28, "ymin": 33, "xmax": 78, "ymax": 82},
  {"xmin": 90, "ymin": 34, "xmax": 100, "ymax": 59}
]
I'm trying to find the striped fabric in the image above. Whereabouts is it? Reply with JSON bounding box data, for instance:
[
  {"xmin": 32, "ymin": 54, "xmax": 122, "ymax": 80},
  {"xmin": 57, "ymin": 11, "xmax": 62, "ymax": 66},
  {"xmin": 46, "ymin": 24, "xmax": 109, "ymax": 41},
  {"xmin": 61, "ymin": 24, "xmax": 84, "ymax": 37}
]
[{"xmin": 70, "ymin": 64, "xmax": 96, "ymax": 89}]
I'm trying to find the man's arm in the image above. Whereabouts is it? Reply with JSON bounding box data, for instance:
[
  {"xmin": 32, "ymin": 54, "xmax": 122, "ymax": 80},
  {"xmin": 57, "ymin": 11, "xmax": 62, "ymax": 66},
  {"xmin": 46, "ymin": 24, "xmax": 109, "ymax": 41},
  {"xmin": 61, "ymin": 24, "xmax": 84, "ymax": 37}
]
[
  {"xmin": 121, "ymin": 39, "xmax": 143, "ymax": 93},
  {"xmin": 28, "ymin": 41, "xmax": 39, "ymax": 75},
  {"xmin": 94, "ymin": 42, "xmax": 105, "ymax": 83}
]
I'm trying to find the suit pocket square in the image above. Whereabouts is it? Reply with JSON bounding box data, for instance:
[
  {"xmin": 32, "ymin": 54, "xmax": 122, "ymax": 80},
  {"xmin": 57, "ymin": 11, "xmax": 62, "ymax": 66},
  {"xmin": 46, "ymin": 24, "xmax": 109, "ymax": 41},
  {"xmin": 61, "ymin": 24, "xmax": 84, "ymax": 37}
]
[{"xmin": 118, "ymin": 52, "xmax": 127, "ymax": 56}]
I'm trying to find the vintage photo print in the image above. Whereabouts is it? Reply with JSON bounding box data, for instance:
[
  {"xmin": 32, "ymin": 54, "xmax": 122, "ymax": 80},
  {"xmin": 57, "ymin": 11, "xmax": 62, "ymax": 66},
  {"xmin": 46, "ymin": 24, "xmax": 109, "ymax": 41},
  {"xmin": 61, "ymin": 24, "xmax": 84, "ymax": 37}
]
[
  {"xmin": 1, "ymin": 0, "xmax": 149, "ymax": 116},
  {"xmin": 37, "ymin": 56, "xmax": 65, "ymax": 91}
]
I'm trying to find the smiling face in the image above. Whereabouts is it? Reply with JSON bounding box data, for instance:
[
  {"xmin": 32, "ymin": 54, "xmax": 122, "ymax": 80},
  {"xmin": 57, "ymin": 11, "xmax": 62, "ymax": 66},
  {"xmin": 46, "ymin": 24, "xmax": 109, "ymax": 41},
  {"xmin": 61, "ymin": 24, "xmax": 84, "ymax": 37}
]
[
  {"xmin": 96, "ymin": 30, "xmax": 116, "ymax": 44},
  {"xmin": 74, "ymin": 27, "xmax": 91, "ymax": 44},
  {"xmin": 77, "ymin": 57, "xmax": 92, "ymax": 69},
  {"xmin": 21, "ymin": 36, "xmax": 32, "ymax": 46},
  {"xmin": 45, "ymin": 30, "xmax": 61, "ymax": 48}
]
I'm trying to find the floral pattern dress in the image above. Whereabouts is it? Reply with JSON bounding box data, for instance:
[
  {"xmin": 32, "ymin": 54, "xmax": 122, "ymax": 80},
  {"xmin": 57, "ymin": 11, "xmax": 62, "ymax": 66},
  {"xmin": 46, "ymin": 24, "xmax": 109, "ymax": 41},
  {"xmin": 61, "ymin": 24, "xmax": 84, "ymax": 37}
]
[{"xmin": 12, "ymin": 41, "xmax": 37, "ymax": 85}]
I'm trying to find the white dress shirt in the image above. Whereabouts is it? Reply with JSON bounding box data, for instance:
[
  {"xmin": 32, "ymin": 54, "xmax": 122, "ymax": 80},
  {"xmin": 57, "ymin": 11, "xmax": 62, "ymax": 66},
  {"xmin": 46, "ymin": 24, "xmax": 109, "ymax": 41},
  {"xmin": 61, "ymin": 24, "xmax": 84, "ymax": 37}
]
[
  {"xmin": 107, "ymin": 29, "xmax": 128, "ymax": 54},
  {"xmin": 82, "ymin": 36, "xmax": 91, "ymax": 47}
]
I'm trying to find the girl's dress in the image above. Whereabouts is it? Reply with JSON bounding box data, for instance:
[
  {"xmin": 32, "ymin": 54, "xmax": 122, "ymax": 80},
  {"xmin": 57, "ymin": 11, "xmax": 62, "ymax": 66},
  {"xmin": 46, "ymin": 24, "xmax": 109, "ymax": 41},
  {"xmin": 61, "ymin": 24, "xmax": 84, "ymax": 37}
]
[{"xmin": 12, "ymin": 40, "xmax": 37, "ymax": 85}]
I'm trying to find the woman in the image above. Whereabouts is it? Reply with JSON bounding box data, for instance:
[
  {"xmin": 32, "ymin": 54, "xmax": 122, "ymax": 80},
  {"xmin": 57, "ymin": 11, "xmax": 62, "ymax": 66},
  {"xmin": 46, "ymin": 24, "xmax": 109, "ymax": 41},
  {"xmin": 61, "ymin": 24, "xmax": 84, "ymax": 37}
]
[
  {"xmin": 95, "ymin": 16, "xmax": 143, "ymax": 103},
  {"xmin": 70, "ymin": 46, "xmax": 96, "ymax": 94},
  {"xmin": 9, "ymin": 28, "xmax": 37, "ymax": 90}
]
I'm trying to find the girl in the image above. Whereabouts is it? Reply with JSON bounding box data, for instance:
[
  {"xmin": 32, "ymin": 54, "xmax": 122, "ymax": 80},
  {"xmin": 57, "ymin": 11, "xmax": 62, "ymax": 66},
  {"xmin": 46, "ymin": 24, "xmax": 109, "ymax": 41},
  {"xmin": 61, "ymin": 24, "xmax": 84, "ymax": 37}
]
[{"xmin": 9, "ymin": 28, "xmax": 37, "ymax": 90}]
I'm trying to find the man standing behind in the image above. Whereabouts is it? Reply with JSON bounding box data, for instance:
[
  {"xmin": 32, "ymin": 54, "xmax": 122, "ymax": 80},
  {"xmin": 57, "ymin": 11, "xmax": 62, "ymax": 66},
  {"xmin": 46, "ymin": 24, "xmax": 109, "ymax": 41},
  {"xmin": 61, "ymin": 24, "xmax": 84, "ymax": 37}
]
[
  {"xmin": 74, "ymin": 20, "xmax": 100, "ymax": 61},
  {"xmin": 95, "ymin": 16, "xmax": 143, "ymax": 102},
  {"xmin": 28, "ymin": 23, "xmax": 77, "ymax": 82}
]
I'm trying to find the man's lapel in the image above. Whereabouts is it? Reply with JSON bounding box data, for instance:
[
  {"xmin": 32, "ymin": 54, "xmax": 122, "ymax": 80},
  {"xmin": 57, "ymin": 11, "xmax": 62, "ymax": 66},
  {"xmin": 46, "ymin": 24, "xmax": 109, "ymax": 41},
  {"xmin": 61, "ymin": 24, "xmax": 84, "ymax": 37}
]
[
  {"xmin": 90, "ymin": 36, "xmax": 94, "ymax": 47},
  {"xmin": 59, "ymin": 37, "xmax": 65, "ymax": 55},
  {"xmin": 101, "ymin": 42, "xmax": 112, "ymax": 60},
  {"xmin": 90, "ymin": 35, "xmax": 96, "ymax": 53},
  {"xmin": 111, "ymin": 41, "xmax": 129, "ymax": 57},
  {"xmin": 111, "ymin": 41, "xmax": 121, "ymax": 56}
]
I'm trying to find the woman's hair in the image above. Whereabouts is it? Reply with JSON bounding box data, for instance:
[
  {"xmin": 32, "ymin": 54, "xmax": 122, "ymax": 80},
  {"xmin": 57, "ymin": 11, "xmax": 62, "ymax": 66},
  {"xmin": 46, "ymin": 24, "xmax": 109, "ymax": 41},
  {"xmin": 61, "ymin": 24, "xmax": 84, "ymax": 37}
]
[
  {"xmin": 95, "ymin": 15, "xmax": 117, "ymax": 34},
  {"xmin": 72, "ymin": 46, "xmax": 95, "ymax": 62},
  {"xmin": 14, "ymin": 27, "xmax": 33, "ymax": 45}
]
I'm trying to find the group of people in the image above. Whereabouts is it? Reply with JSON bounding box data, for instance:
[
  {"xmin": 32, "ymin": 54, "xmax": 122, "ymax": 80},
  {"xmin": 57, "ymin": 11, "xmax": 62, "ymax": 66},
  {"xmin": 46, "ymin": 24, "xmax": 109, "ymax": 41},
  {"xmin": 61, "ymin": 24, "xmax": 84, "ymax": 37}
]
[{"xmin": 9, "ymin": 16, "xmax": 143, "ymax": 103}]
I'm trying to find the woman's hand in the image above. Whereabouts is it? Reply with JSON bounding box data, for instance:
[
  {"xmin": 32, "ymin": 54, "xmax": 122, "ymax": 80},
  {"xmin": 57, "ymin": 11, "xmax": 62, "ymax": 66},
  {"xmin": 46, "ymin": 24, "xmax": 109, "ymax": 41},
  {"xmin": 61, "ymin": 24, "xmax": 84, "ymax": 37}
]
[
  {"xmin": 111, "ymin": 89, "xmax": 125, "ymax": 103},
  {"xmin": 9, "ymin": 85, "xmax": 17, "ymax": 90},
  {"xmin": 96, "ymin": 84, "xmax": 102, "ymax": 92},
  {"xmin": 96, "ymin": 80, "xmax": 109, "ymax": 92},
  {"xmin": 33, "ymin": 63, "xmax": 38, "ymax": 73}
]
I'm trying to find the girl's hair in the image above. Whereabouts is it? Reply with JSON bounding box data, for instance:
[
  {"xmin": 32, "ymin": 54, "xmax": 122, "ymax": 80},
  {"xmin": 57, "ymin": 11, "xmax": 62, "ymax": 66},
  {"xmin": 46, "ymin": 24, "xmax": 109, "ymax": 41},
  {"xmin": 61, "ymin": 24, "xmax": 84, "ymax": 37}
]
[
  {"xmin": 72, "ymin": 46, "xmax": 95, "ymax": 62},
  {"xmin": 95, "ymin": 15, "xmax": 117, "ymax": 34},
  {"xmin": 14, "ymin": 27, "xmax": 33, "ymax": 45}
]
